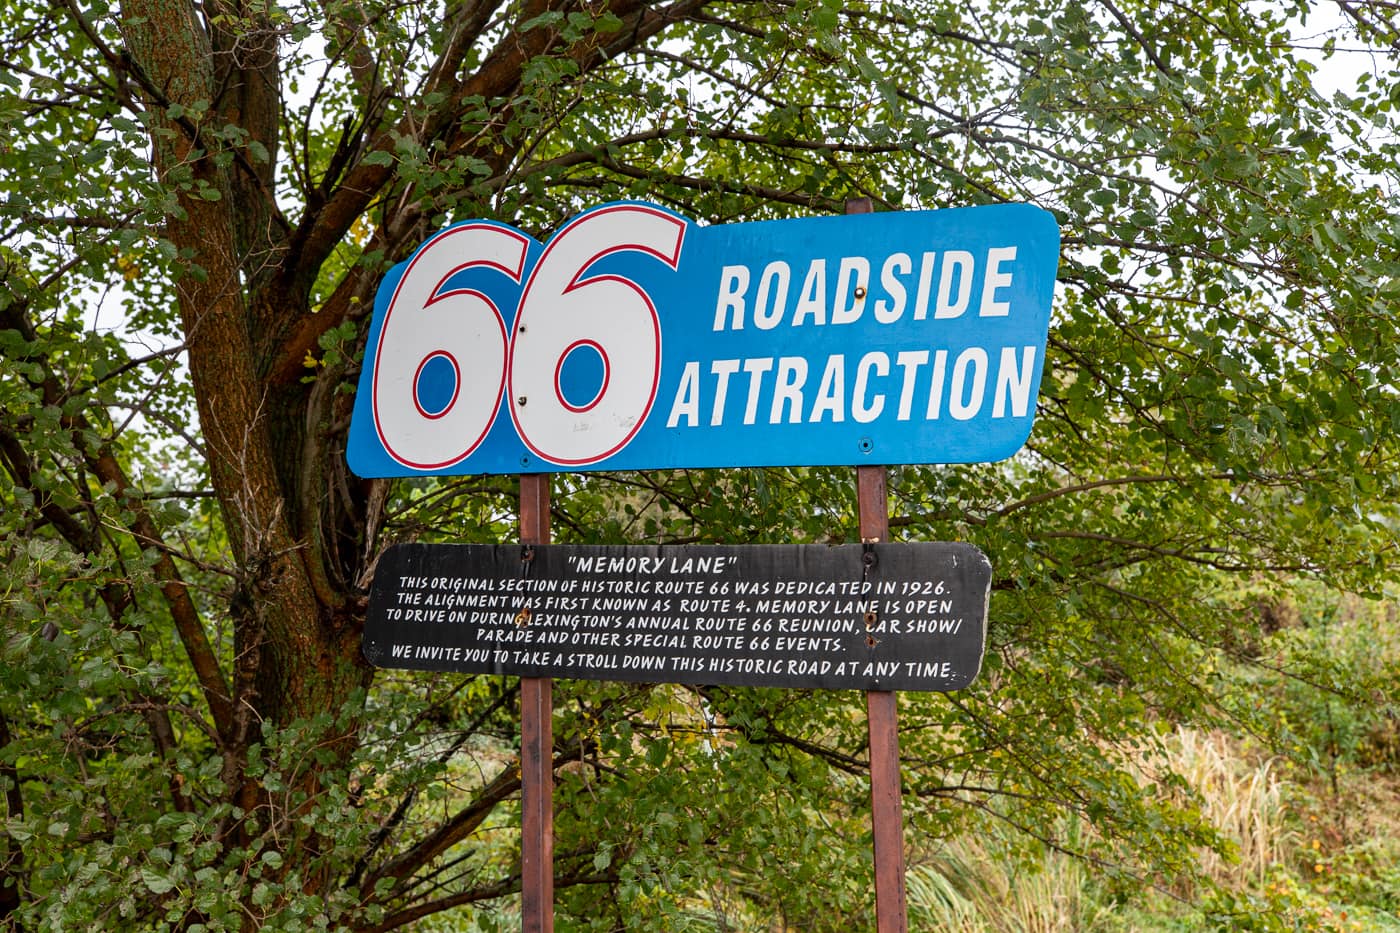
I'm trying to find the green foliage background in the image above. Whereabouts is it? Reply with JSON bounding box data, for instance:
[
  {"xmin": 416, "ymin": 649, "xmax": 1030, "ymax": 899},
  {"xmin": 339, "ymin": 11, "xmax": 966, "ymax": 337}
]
[{"xmin": 1, "ymin": 0, "xmax": 1398, "ymax": 929}]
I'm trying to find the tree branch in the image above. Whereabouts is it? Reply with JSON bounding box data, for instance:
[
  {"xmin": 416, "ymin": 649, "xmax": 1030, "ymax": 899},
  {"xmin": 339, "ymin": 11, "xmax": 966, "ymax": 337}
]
[
  {"xmin": 0, "ymin": 707, "xmax": 27, "ymax": 925},
  {"xmin": 359, "ymin": 755, "xmax": 523, "ymax": 901}
]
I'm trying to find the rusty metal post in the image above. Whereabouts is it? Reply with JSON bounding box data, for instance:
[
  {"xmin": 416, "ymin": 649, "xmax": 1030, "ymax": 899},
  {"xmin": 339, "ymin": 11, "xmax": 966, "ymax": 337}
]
[
  {"xmin": 519, "ymin": 473, "xmax": 553, "ymax": 933},
  {"xmin": 859, "ymin": 466, "xmax": 908, "ymax": 933},
  {"xmin": 848, "ymin": 192, "xmax": 906, "ymax": 933}
]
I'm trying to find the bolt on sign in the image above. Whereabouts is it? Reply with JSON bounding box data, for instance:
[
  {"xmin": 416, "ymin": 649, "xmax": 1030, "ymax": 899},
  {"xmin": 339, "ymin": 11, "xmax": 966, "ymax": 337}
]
[
  {"xmin": 346, "ymin": 201, "xmax": 1059, "ymax": 476},
  {"xmin": 364, "ymin": 542, "xmax": 992, "ymax": 692}
]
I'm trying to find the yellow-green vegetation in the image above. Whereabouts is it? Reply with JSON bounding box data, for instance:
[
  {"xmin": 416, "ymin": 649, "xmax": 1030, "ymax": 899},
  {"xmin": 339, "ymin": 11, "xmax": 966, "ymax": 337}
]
[{"xmin": 904, "ymin": 588, "xmax": 1400, "ymax": 932}]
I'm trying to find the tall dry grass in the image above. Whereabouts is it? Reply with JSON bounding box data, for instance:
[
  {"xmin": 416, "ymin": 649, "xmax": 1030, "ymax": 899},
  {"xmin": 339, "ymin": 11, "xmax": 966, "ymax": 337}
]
[
  {"xmin": 1157, "ymin": 728, "xmax": 1289, "ymax": 890},
  {"xmin": 906, "ymin": 833, "xmax": 1114, "ymax": 932},
  {"xmin": 904, "ymin": 727, "xmax": 1292, "ymax": 930}
]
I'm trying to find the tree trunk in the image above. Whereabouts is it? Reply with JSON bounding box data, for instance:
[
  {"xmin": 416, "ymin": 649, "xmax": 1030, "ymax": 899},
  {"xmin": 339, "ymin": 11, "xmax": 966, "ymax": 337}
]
[{"xmin": 120, "ymin": 0, "xmax": 369, "ymax": 794}]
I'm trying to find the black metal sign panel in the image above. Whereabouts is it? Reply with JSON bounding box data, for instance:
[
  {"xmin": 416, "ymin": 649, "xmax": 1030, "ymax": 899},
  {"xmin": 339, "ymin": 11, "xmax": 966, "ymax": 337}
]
[{"xmin": 363, "ymin": 542, "xmax": 990, "ymax": 692}]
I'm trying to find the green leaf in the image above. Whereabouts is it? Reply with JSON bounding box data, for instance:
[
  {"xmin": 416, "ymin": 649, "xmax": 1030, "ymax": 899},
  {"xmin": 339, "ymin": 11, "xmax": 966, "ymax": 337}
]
[{"xmin": 141, "ymin": 868, "xmax": 176, "ymax": 895}]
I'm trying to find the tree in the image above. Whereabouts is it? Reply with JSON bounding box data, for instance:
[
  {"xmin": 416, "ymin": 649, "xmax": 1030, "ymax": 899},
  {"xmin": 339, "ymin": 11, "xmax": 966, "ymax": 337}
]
[{"xmin": 1, "ymin": 0, "xmax": 1397, "ymax": 928}]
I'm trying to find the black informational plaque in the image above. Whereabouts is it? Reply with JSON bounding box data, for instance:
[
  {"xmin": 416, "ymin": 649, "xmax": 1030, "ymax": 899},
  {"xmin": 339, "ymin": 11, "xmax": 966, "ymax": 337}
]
[{"xmin": 363, "ymin": 542, "xmax": 991, "ymax": 692}]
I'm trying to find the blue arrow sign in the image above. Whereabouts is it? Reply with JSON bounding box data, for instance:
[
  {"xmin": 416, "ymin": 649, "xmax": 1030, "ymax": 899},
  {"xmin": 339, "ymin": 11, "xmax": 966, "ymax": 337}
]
[{"xmin": 347, "ymin": 201, "xmax": 1059, "ymax": 476}]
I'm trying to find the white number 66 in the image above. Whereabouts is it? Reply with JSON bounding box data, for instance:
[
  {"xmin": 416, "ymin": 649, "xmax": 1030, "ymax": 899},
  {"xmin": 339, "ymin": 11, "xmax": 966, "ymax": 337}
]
[{"xmin": 370, "ymin": 204, "xmax": 686, "ymax": 469}]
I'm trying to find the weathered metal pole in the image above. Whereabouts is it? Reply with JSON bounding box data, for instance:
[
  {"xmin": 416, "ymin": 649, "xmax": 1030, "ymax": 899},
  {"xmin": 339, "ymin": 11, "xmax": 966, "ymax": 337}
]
[
  {"xmin": 859, "ymin": 465, "xmax": 908, "ymax": 933},
  {"xmin": 519, "ymin": 473, "xmax": 554, "ymax": 933},
  {"xmin": 848, "ymin": 195, "xmax": 908, "ymax": 933}
]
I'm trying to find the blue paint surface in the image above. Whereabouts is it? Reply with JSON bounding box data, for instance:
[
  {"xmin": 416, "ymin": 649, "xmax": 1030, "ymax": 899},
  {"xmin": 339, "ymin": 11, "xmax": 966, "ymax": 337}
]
[{"xmin": 348, "ymin": 201, "xmax": 1059, "ymax": 476}]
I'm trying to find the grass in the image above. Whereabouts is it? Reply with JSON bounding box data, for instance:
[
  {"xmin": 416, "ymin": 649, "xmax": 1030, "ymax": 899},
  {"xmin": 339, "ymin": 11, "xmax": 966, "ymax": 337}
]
[
  {"xmin": 1157, "ymin": 728, "xmax": 1288, "ymax": 891},
  {"xmin": 903, "ymin": 722, "xmax": 1400, "ymax": 931},
  {"xmin": 907, "ymin": 836, "xmax": 1114, "ymax": 932}
]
